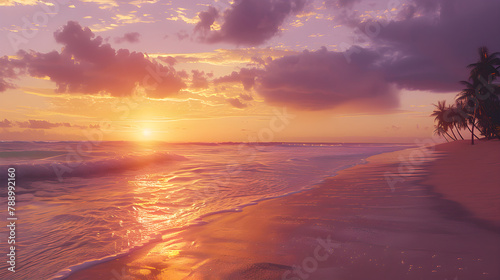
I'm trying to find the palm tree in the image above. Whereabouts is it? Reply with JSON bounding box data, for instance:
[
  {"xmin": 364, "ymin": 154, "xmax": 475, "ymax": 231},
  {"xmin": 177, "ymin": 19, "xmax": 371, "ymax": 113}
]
[
  {"xmin": 431, "ymin": 46, "xmax": 500, "ymax": 144},
  {"xmin": 455, "ymin": 99, "xmax": 480, "ymax": 140},
  {"xmin": 467, "ymin": 46, "xmax": 500, "ymax": 83},
  {"xmin": 456, "ymin": 81, "xmax": 497, "ymax": 137},
  {"xmin": 434, "ymin": 126, "xmax": 450, "ymax": 142},
  {"xmin": 456, "ymin": 81, "xmax": 480, "ymax": 144},
  {"xmin": 448, "ymin": 104, "xmax": 465, "ymax": 140},
  {"xmin": 466, "ymin": 46, "xmax": 500, "ymax": 142},
  {"xmin": 431, "ymin": 101, "xmax": 456, "ymax": 141}
]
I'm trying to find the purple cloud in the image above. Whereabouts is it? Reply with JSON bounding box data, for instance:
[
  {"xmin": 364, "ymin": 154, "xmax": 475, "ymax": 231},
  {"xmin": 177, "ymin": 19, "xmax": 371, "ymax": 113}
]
[
  {"xmin": 191, "ymin": 70, "xmax": 209, "ymax": 89},
  {"xmin": 0, "ymin": 119, "xmax": 12, "ymax": 128},
  {"xmin": 253, "ymin": 47, "xmax": 398, "ymax": 110},
  {"xmin": 239, "ymin": 93, "xmax": 253, "ymax": 101},
  {"xmin": 194, "ymin": 6, "xmax": 218, "ymax": 35},
  {"xmin": 324, "ymin": 0, "xmax": 362, "ymax": 8},
  {"xmin": 176, "ymin": 30, "xmax": 189, "ymax": 41},
  {"xmin": 195, "ymin": 0, "xmax": 307, "ymax": 46},
  {"xmin": 226, "ymin": 97, "xmax": 248, "ymax": 109},
  {"xmin": 368, "ymin": 0, "xmax": 500, "ymax": 92},
  {"xmin": 114, "ymin": 32, "xmax": 141, "ymax": 44},
  {"xmin": 252, "ymin": 0, "xmax": 500, "ymax": 111},
  {"xmin": 18, "ymin": 21, "xmax": 185, "ymax": 98},
  {"xmin": 214, "ymin": 68, "xmax": 263, "ymax": 90},
  {"xmin": 0, "ymin": 56, "xmax": 23, "ymax": 92}
]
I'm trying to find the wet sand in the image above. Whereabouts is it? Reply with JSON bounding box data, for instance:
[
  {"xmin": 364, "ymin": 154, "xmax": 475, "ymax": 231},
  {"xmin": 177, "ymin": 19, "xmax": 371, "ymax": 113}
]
[{"xmin": 65, "ymin": 142, "xmax": 500, "ymax": 280}]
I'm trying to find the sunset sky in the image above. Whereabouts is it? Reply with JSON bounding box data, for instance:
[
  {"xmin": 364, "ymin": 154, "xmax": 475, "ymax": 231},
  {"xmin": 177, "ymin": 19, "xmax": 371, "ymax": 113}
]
[{"xmin": 1, "ymin": 0, "xmax": 499, "ymax": 142}]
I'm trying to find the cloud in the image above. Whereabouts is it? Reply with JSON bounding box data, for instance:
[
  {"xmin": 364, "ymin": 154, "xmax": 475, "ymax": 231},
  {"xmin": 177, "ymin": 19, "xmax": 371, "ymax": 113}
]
[
  {"xmin": 214, "ymin": 68, "xmax": 263, "ymax": 90},
  {"xmin": 0, "ymin": 56, "xmax": 23, "ymax": 92},
  {"xmin": 176, "ymin": 30, "xmax": 189, "ymax": 41},
  {"xmin": 254, "ymin": 47, "xmax": 398, "ymax": 111},
  {"xmin": 195, "ymin": 0, "xmax": 308, "ymax": 46},
  {"xmin": 78, "ymin": 0, "xmax": 159, "ymax": 9},
  {"xmin": 248, "ymin": 0, "xmax": 500, "ymax": 111},
  {"xmin": 17, "ymin": 120, "xmax": 71, "ymax": 129},
  {"xmin": 114, "ymin": 32, "xmax": 141, "ymax": 43},
  {"xmin": 226, "ymin": 97, "xmax": 248, "ymax": 109},
  {"xmin": 239, "ymin": 93, "xmax": 253, "ymax": 101},
  {"xmin": 1, "ymin": 118, "xmax": 99, "ymax": 129},
  {"xmin": 0, "ymin": 0, "xmax": 39, "ymax": 6},
  {"xmin": 191, "ymin": 70, "xmax": 209, "ymax": 89},
  {"xmin": 0, "ymin": 119, "xmax": 12, "ymax": 128},
  {"xmin": 17, "ymin": 21, "xmax": 185, "ymax": 98},
  {"xmin": 405, "ymin": 0, "xmax": 442, "ymax": 16},
  {"xmin": 164, "ymin": 48, "xmax": 296, "ymax": 66},
  {"xmin": 194, "ymin": 6, "xmax": 218, "ymax": 35},
  {"xmin": 324, "ymin": 0, "xmax": 362, "ymax": 8},
  {"xmin": 160, "ymin": 56, "xmax": 177, "ymax": 66},
  {"xmin": 368, "ymin": 0, "xmax": 500, "ymax": 92}
]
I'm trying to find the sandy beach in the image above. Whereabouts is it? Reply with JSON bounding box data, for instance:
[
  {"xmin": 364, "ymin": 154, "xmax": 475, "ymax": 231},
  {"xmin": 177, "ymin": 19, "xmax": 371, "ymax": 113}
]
[
  {"xmin": 425, "ymin": 140, "xmax": 500, "ymax": 228},
  {"xmin": 65, "ymin": 142, "xmax": 500, "ymax": 280}
]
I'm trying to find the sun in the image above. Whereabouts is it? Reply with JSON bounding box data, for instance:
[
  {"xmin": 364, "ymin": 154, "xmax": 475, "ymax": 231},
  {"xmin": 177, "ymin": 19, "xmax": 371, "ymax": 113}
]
[{"xmin": 142, "ymin": 129, "xmax": 152, "ymax": 137}]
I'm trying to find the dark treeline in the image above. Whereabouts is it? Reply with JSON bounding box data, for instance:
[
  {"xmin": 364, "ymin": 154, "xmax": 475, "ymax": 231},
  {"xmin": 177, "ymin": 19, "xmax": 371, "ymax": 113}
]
[{"xmin": 432, "ymin": 47, "xmax": 500, "ymax": 145}]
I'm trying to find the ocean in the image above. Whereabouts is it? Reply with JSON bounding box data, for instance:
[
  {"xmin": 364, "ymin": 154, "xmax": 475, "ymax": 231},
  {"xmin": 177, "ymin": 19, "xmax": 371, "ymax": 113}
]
[{"xmin": 0, "ymin": 141, "xmax": 411, "ymax": 280}]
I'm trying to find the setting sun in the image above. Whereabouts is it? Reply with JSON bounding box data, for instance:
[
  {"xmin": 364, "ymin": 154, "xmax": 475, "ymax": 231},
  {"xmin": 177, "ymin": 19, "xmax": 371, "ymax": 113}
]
[{"xmin": 142, "ymin": 129, "xmax": 152, "ymax": 138}]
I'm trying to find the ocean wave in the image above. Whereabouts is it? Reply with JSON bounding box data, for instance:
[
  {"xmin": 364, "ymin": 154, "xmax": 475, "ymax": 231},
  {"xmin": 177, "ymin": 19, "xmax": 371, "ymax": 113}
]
[{"xmin": 0, "ymin": 152, "xmax": 187, "ymax": 181}]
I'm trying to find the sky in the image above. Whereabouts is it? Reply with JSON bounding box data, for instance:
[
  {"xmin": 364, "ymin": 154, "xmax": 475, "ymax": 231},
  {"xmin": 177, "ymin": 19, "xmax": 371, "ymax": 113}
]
[{"xmin": 1, "ymin": 0, "xmax": 499, "ymax": 142}]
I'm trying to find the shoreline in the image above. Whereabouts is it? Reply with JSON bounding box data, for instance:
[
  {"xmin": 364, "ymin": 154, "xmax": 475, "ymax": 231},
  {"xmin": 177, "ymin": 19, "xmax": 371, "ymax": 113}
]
[
  {"xmin": 64, "ymin": 143, "xmax": 500, "ymax": 280},
  {"xmin": 49, "ymin": 147, "xmax": 401, "ymax": 280}
]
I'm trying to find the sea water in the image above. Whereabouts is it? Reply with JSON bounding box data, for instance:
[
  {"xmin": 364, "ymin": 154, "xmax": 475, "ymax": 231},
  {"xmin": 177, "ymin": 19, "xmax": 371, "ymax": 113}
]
[{"xmin": 0, "ymin": 141, "xmax": 410, "ymax": 279}]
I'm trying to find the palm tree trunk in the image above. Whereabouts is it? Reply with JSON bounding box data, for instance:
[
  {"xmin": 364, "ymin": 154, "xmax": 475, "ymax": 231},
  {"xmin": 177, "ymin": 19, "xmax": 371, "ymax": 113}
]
[
  {"xmin": 442, "ymin": 134, "xmax": 450, "ymax": 142},
  {"xmin": 449, "ymin": 127, "xmax": 458, "ymax": 141},
  {"xmin": 471, "ymin": 110, "xmax": 476, "ymax": 145},
  {"xmin": 454, "ymin": 124, "xmax": 464, "ymax": 140},
  {"xmin": 445, "ymin": 131, "xmax": 456, "ymax": 141},
  {"xmin": 473, "ymin": 123, "xmax": 485, "ymax": 136},
  {"xmin": 465, "ymin": 124, "xmax": 480, "ymax": 139}
]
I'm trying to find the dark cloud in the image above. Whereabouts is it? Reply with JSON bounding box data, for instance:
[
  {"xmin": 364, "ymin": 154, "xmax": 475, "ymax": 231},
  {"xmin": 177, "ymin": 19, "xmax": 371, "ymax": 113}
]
[
  {"xmin": 17, "ymin": 21, "xmax": 185, "ymax": 98},
  {"xmin": 214, "ymin": 68, "xmax": 263, "ymax": 90},
  {"xmin": 396, "ymin": 4, "xmax": 417, "ymax": 21},
  {"xmin": 194, "ymin": 6, "xmax": 218, "ymax": 35},
  {"xmin": 226, "ymin": 97, "xmax": 248, "ymax": 109},
  {"xmin": 191, "ymin": 70, "xmax": 209, "ymax": 89},
  {"xmin": 248, "ymin": 0, "xmax": 500, "ymax": 111},
  {"xmin": 324, "ymin": 0, "xmax": 362, "ymax": 8},
  {"xmin": 254, "ymin": 47, "xmax": 398, "ymax": 111},
  {"xmin": 195, "ymin": 0, "xmax": 307, "ymax": 46},
  {"xmin": 318, "ymin": 0, "xmax": 500, "ymax": 95},
  {"xmin": 114, "ymin": 32, "xmax": 141, "ymax": 44},
  {"xmin": 370, "ymin": 0, "xmax": 500, "ymax": 92},
  {"xmin": 408, "ymin": 0, "xmax": 442, "ymax": 14}
]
